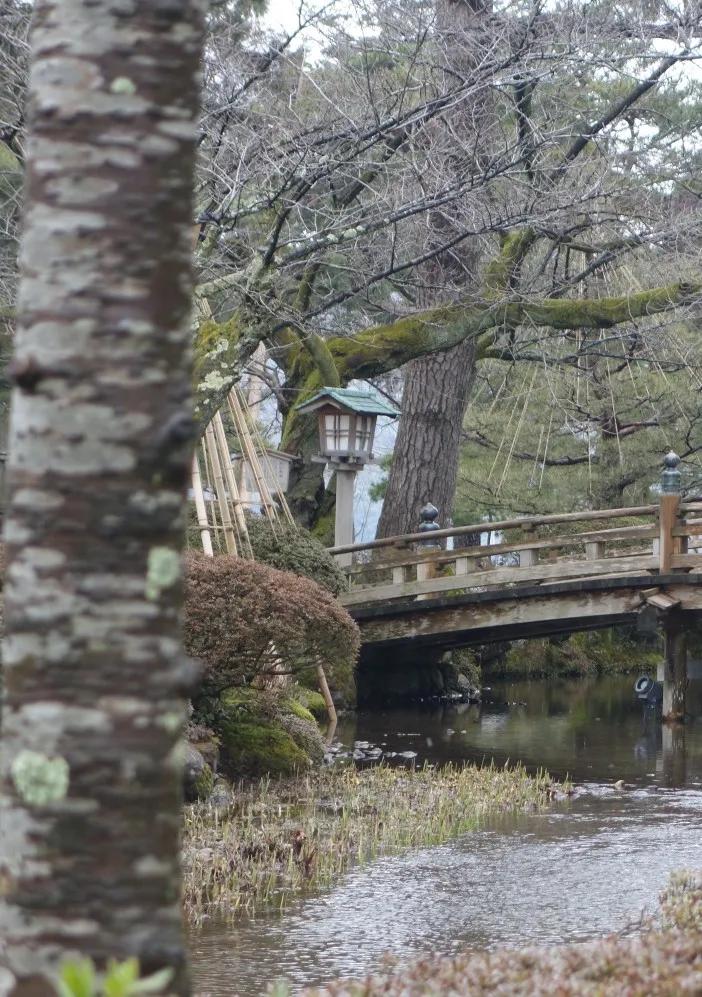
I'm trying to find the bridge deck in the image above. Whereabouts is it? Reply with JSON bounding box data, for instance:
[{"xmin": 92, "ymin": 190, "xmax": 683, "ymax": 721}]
[{"xmin": 331, "ymin": 500, "xmax": 702, "ymax": 648}]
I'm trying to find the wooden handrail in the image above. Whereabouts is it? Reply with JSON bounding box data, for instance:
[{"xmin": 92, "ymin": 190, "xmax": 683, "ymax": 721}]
[
  {"xmin": 328, "ymin": 504, "xmax": 660, "ymax": 556},
  {"xmin": 344, "ymin": 526, "xmax": 660, "ymax": 576}
]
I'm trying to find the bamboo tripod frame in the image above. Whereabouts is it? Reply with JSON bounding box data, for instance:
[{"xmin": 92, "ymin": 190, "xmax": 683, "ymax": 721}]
[
  {"xmin": 190, "ymin": 388, "xmax": 294, "ymax": 557},
  {"xmin": 189, "ymin": 383, "xmax": 337, "ymax": 732}
]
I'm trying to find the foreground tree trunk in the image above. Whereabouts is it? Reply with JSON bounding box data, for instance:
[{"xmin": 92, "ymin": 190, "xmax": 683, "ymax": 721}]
[{"xmin": 0, "ymin": 1, "xmax": 204, "ymax": 992}]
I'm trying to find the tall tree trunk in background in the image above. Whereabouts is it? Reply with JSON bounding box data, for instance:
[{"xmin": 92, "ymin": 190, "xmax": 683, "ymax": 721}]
[
  {"xmin": 376, "ymin": 0, "xmax": 490, "ymax": 538},
  {"xmin": 0, "ymin": 1, "xmax": 204, "ymax": 992},
  {"xmin": 376, "ymin": 339, "xmax": 476, "ymax": 536}
]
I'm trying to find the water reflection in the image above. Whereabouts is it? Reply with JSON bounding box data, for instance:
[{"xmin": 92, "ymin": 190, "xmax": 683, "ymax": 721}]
[
  {"xmin": 189, "ymin": 675, "xmax": 702, "ymax": 996},
  {"xmin": 340, "ymin": 675, "xmax": 702, "ymax": 788}
]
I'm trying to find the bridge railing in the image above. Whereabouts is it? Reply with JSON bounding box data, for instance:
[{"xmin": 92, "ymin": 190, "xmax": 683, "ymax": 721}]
[{"xmin": 331, "ymin": 493, "xmax": 702, "ymax": 607}]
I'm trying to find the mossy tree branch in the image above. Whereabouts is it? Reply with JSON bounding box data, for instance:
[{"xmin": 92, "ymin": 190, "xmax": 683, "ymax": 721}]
[
  {"xmin": 324, "ymin": 280, "xmax": 701, "ymax": 384},
  {"xmin": 192, "ymin": 278, "xmax": 700, "ymax": 429}
]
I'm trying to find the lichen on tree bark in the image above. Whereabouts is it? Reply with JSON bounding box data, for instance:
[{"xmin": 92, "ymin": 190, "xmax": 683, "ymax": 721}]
[{"xmin": 0, "ymin": 1, "xmax": 205, "ymax": 992}]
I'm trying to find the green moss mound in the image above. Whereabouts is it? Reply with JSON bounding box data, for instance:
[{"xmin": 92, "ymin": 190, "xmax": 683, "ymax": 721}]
[
  {"xmin": 285, "ymin": 697, "xmax": 318, "ymax": 725},
  {"xmin": 292, "ymin": 688, "xmax": 328, "ymax": 723},
  {"xmin": 215, "ymin": 687, "xmax": 324, "ymax": 778},
  {"xmin": 220, "ymin": 719, "xmax": 309, "ymax": 777}
]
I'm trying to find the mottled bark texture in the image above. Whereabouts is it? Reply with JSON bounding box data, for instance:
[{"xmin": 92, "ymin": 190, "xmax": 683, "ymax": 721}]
[
  {"xmin": 377, "ymin": 0, "xmax": 490, "ymax": 538},
  {"xmin": 0, "ymin": 2, "xmax": 205, "ymax": 994},
  {"xmin": 377, "ymin": 338, "xmax": 477, "ymax": 536}
]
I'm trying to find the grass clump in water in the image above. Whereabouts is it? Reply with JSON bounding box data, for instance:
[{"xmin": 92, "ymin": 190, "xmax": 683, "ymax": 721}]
[{"xmin": 183, "ymin": 762, "xmax": 559, "ymax": 922}]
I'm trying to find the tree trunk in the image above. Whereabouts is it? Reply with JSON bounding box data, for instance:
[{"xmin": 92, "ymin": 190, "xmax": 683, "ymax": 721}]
[
  {"xmin": 376, "ymin": 338, "xmax": 476, "ymax": 536},
  {"xmin": 0, "ymin": 1, "xmax": 204, "ymax": 993},
  {"xmin": 376, "ymin": 0, "xmax": 490, "ymax": 539}
]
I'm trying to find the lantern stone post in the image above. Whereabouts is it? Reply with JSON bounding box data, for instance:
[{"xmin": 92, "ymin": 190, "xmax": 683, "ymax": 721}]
[{"xmin": 334, "ymin": 462, "xmax": 359, "ymax": 566}]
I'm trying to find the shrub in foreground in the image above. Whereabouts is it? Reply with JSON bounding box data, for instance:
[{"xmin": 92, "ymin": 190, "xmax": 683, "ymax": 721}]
[{"xmin": 183, "ymin": 551, "xmax": 359, "ymax": 695}]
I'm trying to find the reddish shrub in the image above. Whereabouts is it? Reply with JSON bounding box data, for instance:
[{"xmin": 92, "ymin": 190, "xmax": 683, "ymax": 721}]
[{"xmin": 183, "ymin": 551, "xmax": 359, "ymax": 694}]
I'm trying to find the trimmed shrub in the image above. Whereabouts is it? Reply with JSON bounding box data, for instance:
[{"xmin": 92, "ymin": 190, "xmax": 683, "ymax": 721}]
[
  {"xmin": 245, "ymin": 515, "xmax": 347, "ymax": 595},
  {"xmin": 660, "ymin": 870, "xmax": 702, "ymax": 932},
  {"xmin": 183, "ymin": 551, "xmax": 359, "ymax": 696}
]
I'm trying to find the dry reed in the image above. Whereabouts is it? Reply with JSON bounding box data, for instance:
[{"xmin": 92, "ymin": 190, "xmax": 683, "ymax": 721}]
[{"xmin": 182, "ymin": 762, "xmax": 560, "ymax": 922}]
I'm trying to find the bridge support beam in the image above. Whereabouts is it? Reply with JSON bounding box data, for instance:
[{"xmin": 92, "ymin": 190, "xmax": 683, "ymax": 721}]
[{"xmin": 662, "ymin": 612, "xmax": 687, "ymax": 723}]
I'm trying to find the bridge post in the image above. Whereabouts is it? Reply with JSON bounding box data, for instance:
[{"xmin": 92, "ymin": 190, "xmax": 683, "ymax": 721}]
[
  {"xmin": 662, "ymin": 611, "xmax": 687, "ymax": 723},
  {"xmin": 659, "ymin": 722, "xmax": 687, "ymax": 786},
  {"xmin": 658, "ymin": 451, "xmax": 682, "ymax": 573},
  {"xmin": 657, "ymin": 453, "xmax": 688, "ymax": 720},
  {"xmin": 520, "ymin": 524, "xmax": 538, "ymax": 567}
]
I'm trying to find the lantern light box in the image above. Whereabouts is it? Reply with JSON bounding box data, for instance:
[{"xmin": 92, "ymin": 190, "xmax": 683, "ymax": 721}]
[{"xmin": 295, "ymin": 387, "xmax": 399, "ymax": 464}]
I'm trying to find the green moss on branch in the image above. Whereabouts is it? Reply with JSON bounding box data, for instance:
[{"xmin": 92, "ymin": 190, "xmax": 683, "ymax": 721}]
[
  {"xmin": 502, "ymin": 282, "xmax": 701, "ymax": 329},
  {"xmin": 328, "ymin": 303, "xmax": 485, "ymax": 380},
  {"xmin": 484, "ymin": 228, "xmax": 536, "ymax": 298},
  {"xmin": 322, "ymin": 281, "xmax": 699, "ymax": 384}
]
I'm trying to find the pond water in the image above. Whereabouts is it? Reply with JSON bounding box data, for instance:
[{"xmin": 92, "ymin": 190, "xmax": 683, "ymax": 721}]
[{"xmin": 189, "ymin": 673, "xmax": 702, "ymax": 996}]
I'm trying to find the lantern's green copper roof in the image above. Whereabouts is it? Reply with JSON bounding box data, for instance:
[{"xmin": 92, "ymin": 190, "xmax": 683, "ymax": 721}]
[{"xmin": 295, "ymin": 387, "xmax": 399, "ymax": 417}]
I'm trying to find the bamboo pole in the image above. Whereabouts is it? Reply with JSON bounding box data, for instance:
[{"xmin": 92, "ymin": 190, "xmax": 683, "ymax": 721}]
[
  {"xmin": 205, "ymin": 421, "xmax": 238, "ymax": 555},
  {"xmin": 228, "ymin": 389, "xmax": 279, "ymax": 525},
  {"xmin": 200, "ymin": 439, "xmax": 222, "ymax": 553},
  {"xmin": 238, "ymin": 380, "xmax": 296, "ymax": 526},
  {"xmin": 191, "ymin": 453, "xmax": 214, "ymax": 557},
  {"xmin": 212, "ymin": 409, "xmax": 253, "ymax": 558}
]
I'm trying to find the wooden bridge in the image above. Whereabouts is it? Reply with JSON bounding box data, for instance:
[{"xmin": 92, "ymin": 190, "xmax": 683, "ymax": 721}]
[{"xmin": 330, "ymin": 457, "xmax": 702, "ymax": 720}]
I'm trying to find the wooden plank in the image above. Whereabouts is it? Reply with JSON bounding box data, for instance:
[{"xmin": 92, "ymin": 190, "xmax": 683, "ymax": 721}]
[
  {"xmin": 416, "ymin": 560, "xmax": 436, "ymax": 602},
  {"xmin": 356, "ymin": 582, "xmax": 702, "ymax": 647},
  {"xmin": 586, "ymin": 541, "xmax": 605, "ymax": 560},
  {"xmin": 673, "ymin": 518, "xmax": 702, "ymax": 537},
  {"xmin": 356, "ymin": 588, "xmax": 648, "ymax": 645},
  {"xmin": 645, "ymin": 593, "xmax": 680, "ymax": 611},
  {"xmin": 348, "ymin": 543, "xmax": 655, "ymax": 588},
  {"xmin": 539, "ymin": 570, "xmax": 649, "ymax": 587},
  {"xmin": 340, "ymin": 554, "xmax": 659, "ymax": 606},
  {"xmin": 577, "ymin": 525, "xmax": 658, "ymax": 543},
  {"xmin": 671, "ymin": 554, "xmax": 702, "ymax": 569},
  {"xmin": 520, "ymin": 546, "xmax": 538, "ymax": 567},
  {"xmin": 345, "ymin": 525, "xmax": 660, "ymax": 578}
]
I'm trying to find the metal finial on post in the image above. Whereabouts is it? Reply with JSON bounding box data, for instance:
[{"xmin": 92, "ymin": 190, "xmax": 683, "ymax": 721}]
[
  {"xmin": 418, "ymin": 502, "xmax": 441, "ymax": 548},
  {"xmin": 661, "ymin": 451, "xmax": 681, "ymax": 495}
]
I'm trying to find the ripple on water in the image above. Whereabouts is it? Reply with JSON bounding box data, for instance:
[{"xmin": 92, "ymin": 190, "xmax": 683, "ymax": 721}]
[{"xmin": 190, "ymin": 675, "xmax": 702, "ymax": 996}]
